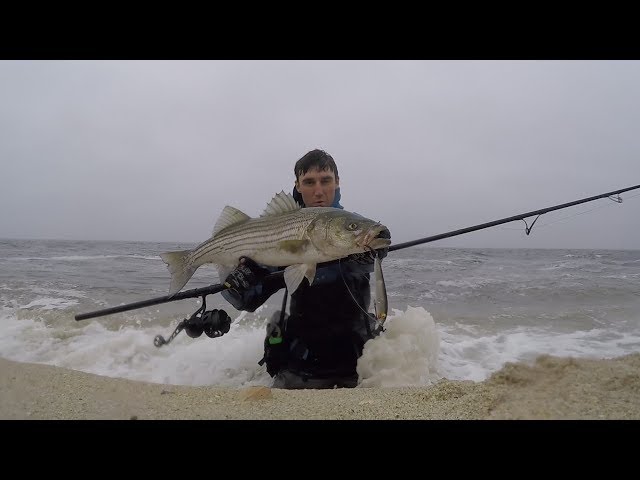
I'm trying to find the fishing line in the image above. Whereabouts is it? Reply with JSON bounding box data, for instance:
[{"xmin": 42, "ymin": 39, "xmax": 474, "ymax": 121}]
[{"xmin": 338, "ymin": 253, "xmax": 376, "ymax": 320}]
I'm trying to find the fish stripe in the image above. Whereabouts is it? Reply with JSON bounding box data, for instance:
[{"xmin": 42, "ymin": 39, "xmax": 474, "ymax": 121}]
[{"xmin": 189, "ymin": 214, "xmax": 318, "ymax": 264}]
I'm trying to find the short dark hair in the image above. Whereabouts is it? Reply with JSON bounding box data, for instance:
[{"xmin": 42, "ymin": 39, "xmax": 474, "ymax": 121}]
[{"xmin": 294, "ymin": 149, "xmax": 339, "ymax": 181}]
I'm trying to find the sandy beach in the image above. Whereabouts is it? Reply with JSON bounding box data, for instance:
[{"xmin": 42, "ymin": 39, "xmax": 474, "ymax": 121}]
[{"xmin": 1, "ymin": 353, "xmax": 639, "ymax": 420}]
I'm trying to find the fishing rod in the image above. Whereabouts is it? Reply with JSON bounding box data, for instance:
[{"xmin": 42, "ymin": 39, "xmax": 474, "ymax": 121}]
[
  {"xmin": 388, "ymin": 183, "xmax": 640, "ymax": 252},
  {"xmin": 74, "ymin": 183, "xmax": 640, "ymax": 345}
]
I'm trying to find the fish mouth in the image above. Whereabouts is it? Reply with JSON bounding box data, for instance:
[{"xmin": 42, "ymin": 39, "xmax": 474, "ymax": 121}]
[
  {"xmin": 356, "ymin": 224, "xmax": 391, "ymax": 249},
  {"xmin": 368, "ymin": 236, "xmax": 392, "ymax": 250}
]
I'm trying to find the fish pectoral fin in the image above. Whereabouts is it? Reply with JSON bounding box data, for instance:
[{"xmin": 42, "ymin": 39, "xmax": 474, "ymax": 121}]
[
  {"xmin": 277, "ymin": 239, "xmax": 310, "ymax": 254},
  {"xmin": 304, "ymin": 264, "xmax": 316, "ymax": 286},
  {"xmin": 284, "ymin": 263, "xmax": 316, "ymax": 293}
]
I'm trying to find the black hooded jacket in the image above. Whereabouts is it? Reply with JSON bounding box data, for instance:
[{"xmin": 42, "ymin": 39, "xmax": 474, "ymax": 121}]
[{"xmin": 221, "ymin": 187, "xmax": 390, "ymax": 378}]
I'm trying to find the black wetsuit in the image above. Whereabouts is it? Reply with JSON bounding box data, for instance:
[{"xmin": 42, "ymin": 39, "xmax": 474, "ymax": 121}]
[{"xmin": 221, "ymin": 188, "xmax": 389, "ymax": 386}]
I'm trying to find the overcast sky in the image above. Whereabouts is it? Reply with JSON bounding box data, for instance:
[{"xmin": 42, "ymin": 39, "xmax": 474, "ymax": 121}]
[{"xmin": 1, "ymin": 60, "xmax": 639, "ymax": 249}]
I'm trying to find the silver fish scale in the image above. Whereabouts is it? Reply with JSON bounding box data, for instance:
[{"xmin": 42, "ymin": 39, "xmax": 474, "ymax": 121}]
[{"xmin": 189, "ymin": 208, "xmax": 334, "ymax": 265}]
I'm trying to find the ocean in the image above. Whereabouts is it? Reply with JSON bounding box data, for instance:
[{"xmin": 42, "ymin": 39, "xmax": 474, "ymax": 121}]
[{"xmin": 1, "ymin": 239, "xmax": 639, "ymax": 387}]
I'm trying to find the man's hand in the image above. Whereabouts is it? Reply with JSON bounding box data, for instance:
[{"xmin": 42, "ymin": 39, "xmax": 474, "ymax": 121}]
[
  {"xmin": 347, "ymin": 251, "xmax": 376, "ymax": 265},
  {"xmin": 224, "ymin": 257, "xmax": 269, "ymax": 293},
  {"xmin": 221, "ymin": 257, "xmax": 285, "ymax": 313}
]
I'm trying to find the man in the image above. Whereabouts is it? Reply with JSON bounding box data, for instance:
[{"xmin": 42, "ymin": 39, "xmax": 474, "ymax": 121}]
[{"xmin": 221, "ymin": 149, "xmax": 390, "ymax": 389}]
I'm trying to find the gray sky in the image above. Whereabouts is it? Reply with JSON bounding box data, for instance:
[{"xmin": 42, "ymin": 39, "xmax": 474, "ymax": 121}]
[{"xmin": 1, "ymin": 60, "xmax": 639, "ymax": 249}]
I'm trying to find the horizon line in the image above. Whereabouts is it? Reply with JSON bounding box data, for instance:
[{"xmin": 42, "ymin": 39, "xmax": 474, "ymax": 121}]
[{"xmin": 0, "ymin": 236, "xmax": 638, "ymax": 251}]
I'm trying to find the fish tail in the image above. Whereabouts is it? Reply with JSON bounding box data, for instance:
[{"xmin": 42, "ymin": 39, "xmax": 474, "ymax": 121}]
[{"xmin": 159, "ymin": 249, "xmax": 197, "ymax": 296}]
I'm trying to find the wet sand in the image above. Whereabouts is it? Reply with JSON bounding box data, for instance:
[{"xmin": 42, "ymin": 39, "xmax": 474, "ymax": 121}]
[{"xmin": 1, "ymin": 353, "xmax": 639, "ymax": 420}]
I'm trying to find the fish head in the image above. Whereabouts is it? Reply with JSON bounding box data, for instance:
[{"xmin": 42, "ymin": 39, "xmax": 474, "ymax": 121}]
[{"xmin": 309, "ymin": 210, "xmax": 391, "ymax": 256}]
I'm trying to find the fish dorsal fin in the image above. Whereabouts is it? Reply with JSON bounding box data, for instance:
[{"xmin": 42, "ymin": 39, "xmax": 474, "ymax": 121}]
[
  {"xmin": 212, "ymin": 206, "xmax": 251, "ymax": 236},
  {"xmin": 260, "ymin": 191, "xmax": 300, "ymax": 217}
]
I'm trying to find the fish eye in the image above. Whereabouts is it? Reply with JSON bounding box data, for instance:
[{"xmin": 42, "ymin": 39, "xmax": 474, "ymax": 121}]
[{"xmin": 347, "ymin": 222, "xmax": 358, "ymax": 231}]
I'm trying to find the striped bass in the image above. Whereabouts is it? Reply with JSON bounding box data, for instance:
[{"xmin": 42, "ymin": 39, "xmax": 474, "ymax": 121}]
[{"xmin": 160, "ymin": 191, "xmax": 390, "ymax": 296}]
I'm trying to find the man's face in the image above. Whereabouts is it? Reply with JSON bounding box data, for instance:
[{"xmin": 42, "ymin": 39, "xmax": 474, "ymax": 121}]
[{"xmin": 295, "ymin": 167, "xmax": 339, "ymax": 207}]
